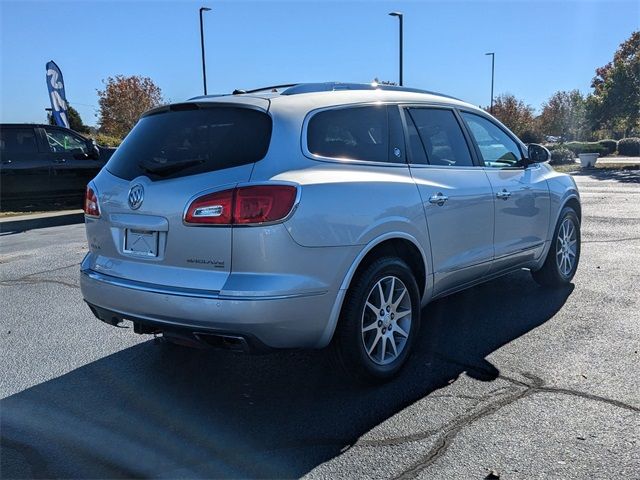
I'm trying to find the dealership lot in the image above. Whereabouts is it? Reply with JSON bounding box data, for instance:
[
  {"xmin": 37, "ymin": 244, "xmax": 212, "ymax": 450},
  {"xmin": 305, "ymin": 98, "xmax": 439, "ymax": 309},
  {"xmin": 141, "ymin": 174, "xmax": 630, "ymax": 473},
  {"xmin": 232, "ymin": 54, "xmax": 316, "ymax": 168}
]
[{"xmin": 1, "ymin": 170, "xmax": 638, "ymax": 478}]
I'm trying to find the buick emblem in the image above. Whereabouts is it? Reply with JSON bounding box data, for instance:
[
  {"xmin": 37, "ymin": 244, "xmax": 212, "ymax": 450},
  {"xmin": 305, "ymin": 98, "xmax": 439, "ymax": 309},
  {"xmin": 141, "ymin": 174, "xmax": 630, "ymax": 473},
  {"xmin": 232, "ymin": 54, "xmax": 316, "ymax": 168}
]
[{"xmin": 128, "ymin": 184, "xmax": 144, "ymax": 210}]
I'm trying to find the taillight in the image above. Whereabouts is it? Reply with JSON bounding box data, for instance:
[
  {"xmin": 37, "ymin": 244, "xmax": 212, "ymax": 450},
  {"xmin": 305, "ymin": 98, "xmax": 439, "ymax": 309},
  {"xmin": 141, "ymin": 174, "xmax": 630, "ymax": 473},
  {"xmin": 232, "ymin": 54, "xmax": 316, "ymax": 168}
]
[
  {"xmin": 184, "ymin": 185, "xmax": 297, "ymax": 225},
  {"xmin": 234, "ymin": 185, "xmax": 297, "ymax": 224},
  {"xmin": 84, "ymin": 186, "xmax": 100, "ymax": 218},
  {"xmin": 184, "ymin": 189, "xmax": 235, "ymax": 225}
]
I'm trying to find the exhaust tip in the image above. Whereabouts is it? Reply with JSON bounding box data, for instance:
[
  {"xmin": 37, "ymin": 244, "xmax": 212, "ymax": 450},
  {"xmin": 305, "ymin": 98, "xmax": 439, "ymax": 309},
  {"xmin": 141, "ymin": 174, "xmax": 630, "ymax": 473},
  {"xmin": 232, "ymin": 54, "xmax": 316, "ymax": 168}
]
[{"xmin": 194, "ymin": 333, "xmax": 249, "ymax": 352}]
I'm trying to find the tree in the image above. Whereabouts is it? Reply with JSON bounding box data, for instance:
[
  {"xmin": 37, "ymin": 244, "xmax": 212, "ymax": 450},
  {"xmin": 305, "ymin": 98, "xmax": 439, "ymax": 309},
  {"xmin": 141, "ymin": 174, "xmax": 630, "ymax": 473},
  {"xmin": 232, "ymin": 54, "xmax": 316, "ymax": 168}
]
[
  {"xmin": 538, "ymin": 90, "xmax": 587, "ymax": 141},
  {"xmin": 47, "ymin": 104, "xmax": 90, "ymax": 134},
  {"xmin": 587, "ymin": 31, "xmax": 640, "ymax": 137},
  {"xmin": 487, "ymin": 93, "xmax": 537, "ymax": 138},
  {"xmin": 97, "ymin": 75, "xmax": 163, "ymax": 139}
]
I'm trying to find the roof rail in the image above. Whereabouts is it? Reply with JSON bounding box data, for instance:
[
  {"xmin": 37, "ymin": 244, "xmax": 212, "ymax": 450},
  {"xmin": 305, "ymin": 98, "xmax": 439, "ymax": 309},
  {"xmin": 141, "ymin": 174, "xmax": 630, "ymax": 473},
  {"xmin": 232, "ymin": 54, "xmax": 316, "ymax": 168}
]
[
  {"xmin": 186, "ymin": 82, "xmax": 461, "ymax": 101},
  {"xmin": 242, "ymin": 83, "xmax": 300, "ymax": 94},
  {"xmin": 189, "ymin": 85, "xmax": 298, "ymax": 99},
  {"xmin": 187, "ymin": 93, "xmax": 231, "ymax": 101},
  {"xmin": 280, "ymin": 82, "xmax": 461, "ymax": 100}
]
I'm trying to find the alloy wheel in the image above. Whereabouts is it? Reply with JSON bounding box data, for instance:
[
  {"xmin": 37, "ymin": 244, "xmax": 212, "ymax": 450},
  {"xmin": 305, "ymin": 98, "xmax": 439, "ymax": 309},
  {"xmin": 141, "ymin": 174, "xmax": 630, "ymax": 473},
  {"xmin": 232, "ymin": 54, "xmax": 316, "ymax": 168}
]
[
  {"xmin": 361, "ymin": 275, "xmax": 412, "ymax": 365},
  {"xmin": 556, "ymin": 217, "xmax": 578, "ymax": 276}
]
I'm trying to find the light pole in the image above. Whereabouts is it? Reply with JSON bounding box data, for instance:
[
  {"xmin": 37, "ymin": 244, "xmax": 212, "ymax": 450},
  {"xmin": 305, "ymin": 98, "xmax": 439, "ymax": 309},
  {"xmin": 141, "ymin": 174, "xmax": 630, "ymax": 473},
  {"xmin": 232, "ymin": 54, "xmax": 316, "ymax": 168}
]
[
  {"xmin": 485, "ymin": 52, "xmax": 495, "ymax": 113},
  {"xmin": 200, "ymin": 7, "xmax": 212, "ymax": 95},
  {"xmin": 389, "ymin": 12, "xmax": 403, "ymax": 86}
]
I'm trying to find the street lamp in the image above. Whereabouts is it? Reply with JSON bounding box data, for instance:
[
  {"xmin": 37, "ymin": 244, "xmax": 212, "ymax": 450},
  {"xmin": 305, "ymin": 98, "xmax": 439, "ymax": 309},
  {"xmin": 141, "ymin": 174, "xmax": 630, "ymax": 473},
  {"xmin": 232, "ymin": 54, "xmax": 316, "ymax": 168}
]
[
  {"xmin": 485, "ymin": 52, "xmax": 495, "ymax": 114},
  {"xmin": 389, "ymin": 12, "xmax": 403, "ymax": 86},
  {"xmin": 199, "ymin": 7, "xmax": 212, "ymax": 95}
]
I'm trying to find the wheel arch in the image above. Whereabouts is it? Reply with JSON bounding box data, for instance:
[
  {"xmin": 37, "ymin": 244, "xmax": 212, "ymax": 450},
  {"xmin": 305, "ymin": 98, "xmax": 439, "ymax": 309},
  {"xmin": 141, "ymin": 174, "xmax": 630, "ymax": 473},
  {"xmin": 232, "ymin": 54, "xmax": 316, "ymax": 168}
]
[
  {"xmin": 535, "ymin": 192, "xmax": 581, "ymax": 271},
  {"xmin": 315, "ymin": 233, "xmax": 431, "ymax": 348},
  {"xmin": 563, "ymin": 195, "xmax": 582, "ymax": 221}
]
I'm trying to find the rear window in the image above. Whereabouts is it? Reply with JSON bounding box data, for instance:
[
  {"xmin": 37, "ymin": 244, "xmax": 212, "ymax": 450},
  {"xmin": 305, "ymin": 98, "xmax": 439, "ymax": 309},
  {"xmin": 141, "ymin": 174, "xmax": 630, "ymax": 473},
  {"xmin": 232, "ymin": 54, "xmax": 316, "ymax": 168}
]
[
  {"xmin": 106, "ymin": 106, "xmax": 272, "ymax": 181},
  {"xmin": 307, "ymin": 105, "xmax": 402, "ymax": 163},
  {"xmin": 0, "ymin": 128, "xmax": 39, "ymax": 155}
]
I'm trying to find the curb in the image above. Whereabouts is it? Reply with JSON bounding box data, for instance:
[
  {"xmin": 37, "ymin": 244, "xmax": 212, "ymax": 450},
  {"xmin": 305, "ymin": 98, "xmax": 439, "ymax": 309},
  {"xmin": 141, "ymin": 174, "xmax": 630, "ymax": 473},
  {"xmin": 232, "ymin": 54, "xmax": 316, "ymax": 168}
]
[{"xmin": 0, "ymin": 210, "xmax": 84, "ymax": 233}]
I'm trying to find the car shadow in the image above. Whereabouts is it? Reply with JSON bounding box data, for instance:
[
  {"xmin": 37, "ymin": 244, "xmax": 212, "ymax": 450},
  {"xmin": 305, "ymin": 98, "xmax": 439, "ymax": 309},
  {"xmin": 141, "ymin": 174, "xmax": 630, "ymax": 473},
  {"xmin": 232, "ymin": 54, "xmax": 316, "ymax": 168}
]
[
  {"xmin": 572, "ymin": 166, "xmax": 640, "ymax": 184},
  {"xmin": 0, "ymin": 197, "xmax": 83, "ymax": 213},
  {"xmin": 1, "ymin": 270, "xmax": 573, "ymax": 479}
]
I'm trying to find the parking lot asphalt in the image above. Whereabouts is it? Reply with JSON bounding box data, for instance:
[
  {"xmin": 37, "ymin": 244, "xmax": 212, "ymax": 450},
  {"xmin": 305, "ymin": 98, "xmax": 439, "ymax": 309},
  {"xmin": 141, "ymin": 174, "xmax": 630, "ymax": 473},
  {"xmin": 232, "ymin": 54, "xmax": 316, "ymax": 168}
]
[{"xmin": 1, "ymin": 168, "xmax": 639, "ymax": 479}]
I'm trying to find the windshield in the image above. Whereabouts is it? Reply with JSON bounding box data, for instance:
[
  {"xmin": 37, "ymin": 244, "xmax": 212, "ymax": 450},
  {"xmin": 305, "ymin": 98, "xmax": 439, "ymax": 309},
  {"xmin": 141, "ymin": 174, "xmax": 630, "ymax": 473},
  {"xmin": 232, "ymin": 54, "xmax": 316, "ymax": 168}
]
[{"xmin": 105, "ymin": 106, "xmax": 272, "ymax": 181}]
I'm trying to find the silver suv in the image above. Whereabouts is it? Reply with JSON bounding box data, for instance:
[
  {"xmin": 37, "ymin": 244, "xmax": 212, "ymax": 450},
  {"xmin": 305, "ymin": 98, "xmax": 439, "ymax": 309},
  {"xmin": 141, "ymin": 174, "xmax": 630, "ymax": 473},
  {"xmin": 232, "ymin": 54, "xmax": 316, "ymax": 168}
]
[{"xmin": 80, "ymin": 83, "xmax": 581, "ymax": 382}]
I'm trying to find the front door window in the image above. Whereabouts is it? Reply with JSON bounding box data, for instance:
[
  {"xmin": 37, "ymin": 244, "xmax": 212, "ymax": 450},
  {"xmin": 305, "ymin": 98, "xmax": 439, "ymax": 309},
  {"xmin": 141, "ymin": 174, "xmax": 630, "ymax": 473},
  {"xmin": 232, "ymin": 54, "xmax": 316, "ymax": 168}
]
[
  {"xmin": 460, "ymin": 112, "xmax": 523, "ymax": 168},
  {"xmin": 45, "ymin": 129, "xmax": 88, "ymax": 154}
]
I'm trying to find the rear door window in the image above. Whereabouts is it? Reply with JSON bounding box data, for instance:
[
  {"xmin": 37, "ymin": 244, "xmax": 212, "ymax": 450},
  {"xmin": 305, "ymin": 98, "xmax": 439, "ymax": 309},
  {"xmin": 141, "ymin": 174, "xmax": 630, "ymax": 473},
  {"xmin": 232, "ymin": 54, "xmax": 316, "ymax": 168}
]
[
  {"xmin": 0, "ymin": 128, "xmax": 39, "ymax": 156},
  {"xmin": 106, "ymin": 106, "xmax": 272, "ymax": 181},
  {"xmin": 406, "ymin": 108, "xmax": 474, "ymax": 167},
  {"xmin": 307, "ymin": 105, "xmax": 404, "ymax": 164}
]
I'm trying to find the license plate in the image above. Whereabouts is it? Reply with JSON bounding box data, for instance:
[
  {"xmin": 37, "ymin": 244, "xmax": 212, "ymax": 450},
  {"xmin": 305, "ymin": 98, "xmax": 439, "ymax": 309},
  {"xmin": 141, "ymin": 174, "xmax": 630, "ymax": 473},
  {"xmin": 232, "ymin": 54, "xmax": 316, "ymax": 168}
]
[{"xmin": 124, "ymin": 229, "xmax": 159, "ymax": 257}]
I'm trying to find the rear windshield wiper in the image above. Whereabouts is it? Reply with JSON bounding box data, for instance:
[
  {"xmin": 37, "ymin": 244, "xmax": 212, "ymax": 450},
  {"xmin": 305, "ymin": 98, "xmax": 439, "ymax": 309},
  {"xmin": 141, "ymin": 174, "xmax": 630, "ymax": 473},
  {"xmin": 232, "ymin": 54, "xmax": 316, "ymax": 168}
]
[{"xmin": 138, "ymin": 158, "xmax": 205, "ymax": 177}]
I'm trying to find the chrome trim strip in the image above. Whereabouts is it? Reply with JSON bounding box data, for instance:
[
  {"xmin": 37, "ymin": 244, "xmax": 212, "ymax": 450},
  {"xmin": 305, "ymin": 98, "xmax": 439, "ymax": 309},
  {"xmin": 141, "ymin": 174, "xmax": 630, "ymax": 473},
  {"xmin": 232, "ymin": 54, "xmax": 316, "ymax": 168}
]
[
  {"xmin": 81, "ymin": 269, "xmax": 326, "ymax": 301},
  {"xmin": 493, "ymin": 243, "xmax": 545, "ymax": 260}
]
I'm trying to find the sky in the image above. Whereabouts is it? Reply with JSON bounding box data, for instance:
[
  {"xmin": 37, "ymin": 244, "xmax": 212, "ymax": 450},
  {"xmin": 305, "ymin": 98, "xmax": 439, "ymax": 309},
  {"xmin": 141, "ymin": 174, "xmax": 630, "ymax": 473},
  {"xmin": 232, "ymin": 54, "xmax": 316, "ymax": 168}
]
[{"xmin": 1, "ymin": 0, "xmax": 638, "ymax": 127}]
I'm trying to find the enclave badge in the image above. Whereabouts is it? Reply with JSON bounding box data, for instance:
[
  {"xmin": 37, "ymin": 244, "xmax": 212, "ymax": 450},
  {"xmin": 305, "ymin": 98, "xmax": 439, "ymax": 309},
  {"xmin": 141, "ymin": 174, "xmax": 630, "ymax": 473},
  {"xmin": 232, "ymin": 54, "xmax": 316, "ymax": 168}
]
[{"xmin": 128, "ymin": 184, "xmax": 144, "ymax": 210}]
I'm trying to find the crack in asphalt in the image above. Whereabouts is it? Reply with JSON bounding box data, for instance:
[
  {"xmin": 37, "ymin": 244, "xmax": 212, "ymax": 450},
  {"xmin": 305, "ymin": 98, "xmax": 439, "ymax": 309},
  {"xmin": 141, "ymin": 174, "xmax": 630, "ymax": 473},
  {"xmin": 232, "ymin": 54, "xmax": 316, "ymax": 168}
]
[
  {"xmin": 394, "ymin": 385, "xmax": 530, "ymax": 479},
  {"xmin": 0, "ymin": 278, "xmax": 80, "ymax": 290},
  {"xmin": 391, "ymin": 358, "xmax": 639, "ymax": 479},
  {"xmin": 442, "ymin": 357, "xmax": 639, "ymax": 413},
  {"xmin": 0, "ymin": 263, "xmax": 80, "ymax": 289},
  {"xmin": 582, "ymin": 236, "xmax": 640, "ymax": 244}
]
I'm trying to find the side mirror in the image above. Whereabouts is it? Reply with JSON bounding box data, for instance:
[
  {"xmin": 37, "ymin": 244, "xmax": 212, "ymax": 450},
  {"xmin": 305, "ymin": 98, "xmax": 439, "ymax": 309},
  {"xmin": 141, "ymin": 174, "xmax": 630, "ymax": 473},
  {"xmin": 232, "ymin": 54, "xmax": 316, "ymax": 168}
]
[
  {"xmin": 87, "ymin": 140, "xmax": 100, "ymax": 159},
  {"xmin": 71, "ymin": 148, "xmax": 89, "ymax": 160},
  {"xmin": 527, "ymin": 144, "xmax": 550, "ymax": 164}
]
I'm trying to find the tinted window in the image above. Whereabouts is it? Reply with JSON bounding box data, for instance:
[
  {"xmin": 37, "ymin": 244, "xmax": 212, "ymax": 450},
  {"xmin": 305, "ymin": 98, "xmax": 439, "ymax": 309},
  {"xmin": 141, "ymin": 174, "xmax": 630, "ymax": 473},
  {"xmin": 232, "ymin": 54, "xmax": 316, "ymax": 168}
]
[
  {"xmin": 307, "ymin": 105, "xmax": 400, "ymax": 163},
  {"xmin": 461, "ymin": 112, "xmax": 522, "ymax": 167},
  {"xmin": 0, "ymin": 128, "xmax": 39, "ymax": 154},
  {"xmin": 106, "ymin": 107, "xmax": 272, "ymax": 181},
  {"xmin": 388, "ymin": 105, "xmax": 407, "ymax": 163},
  {"xmin": 45, "ymin": 129, "xmax": 87, "ymax": 153},
  {"xmin": 407, "ymin": 109, "xmax": 474, "ymax": 167},
  {"xmin": 405, "ymin": 113, "xmax": 428, "ymax": 164}
]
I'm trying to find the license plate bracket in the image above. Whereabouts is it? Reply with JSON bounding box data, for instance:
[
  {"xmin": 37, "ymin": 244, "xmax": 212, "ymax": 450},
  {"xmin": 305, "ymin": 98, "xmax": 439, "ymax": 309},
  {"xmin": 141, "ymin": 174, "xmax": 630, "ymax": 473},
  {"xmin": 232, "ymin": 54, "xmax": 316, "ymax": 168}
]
[{"xmin": 124, "ymin": 229, "xmax": 159, "ymax": 257}]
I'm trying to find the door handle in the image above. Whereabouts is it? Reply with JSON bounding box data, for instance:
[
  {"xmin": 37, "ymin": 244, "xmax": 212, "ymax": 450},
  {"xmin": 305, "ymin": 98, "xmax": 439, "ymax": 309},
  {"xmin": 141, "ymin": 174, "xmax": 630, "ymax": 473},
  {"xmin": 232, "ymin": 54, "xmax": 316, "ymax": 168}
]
[
  {"xmin": 496, "ymin": 189, "xmax": 511, "ymax": 200},
  {"xmin": 428, "ymin": 192, "xmax": 449, "ymax": 206},
  {"xmin": 53, "ymin": 158, "xmax": 67, "ymax": 164}
]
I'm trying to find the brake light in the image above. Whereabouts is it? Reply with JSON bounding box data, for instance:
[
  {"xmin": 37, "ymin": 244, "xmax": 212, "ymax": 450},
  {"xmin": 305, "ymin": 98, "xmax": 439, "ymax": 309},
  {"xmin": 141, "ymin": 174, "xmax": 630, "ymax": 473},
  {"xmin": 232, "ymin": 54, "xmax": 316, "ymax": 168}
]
[
  {"xmin": 184, "ymin": 185, "xmax": 297, "ymax": 225},
  {"xmin": 84, "ymin": 186, "xmax": 100, "ymax": 218},
  {"xmin": 234, "ymin": 185, "xmax": 297, "ymax": 224}
]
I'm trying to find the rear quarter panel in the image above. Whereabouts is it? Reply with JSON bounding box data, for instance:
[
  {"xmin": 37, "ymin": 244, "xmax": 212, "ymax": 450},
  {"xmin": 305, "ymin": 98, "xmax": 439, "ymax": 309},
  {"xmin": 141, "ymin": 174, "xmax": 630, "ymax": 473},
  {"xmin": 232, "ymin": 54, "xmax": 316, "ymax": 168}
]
[
  {"xmin": 271, "ymin": 162, "xmax": 433, "ymax": 348},
  {"xmin": 276, "ymin": 163, "xmax": 428, "ymax": 250}
]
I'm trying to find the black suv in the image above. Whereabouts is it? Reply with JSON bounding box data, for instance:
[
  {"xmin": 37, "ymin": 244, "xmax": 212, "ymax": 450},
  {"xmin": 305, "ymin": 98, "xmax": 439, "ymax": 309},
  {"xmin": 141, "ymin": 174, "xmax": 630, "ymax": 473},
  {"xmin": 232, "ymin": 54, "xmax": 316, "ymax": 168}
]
[{"xmin": 0, "ymin": 124, "xmax": 115, "ymax": 207}]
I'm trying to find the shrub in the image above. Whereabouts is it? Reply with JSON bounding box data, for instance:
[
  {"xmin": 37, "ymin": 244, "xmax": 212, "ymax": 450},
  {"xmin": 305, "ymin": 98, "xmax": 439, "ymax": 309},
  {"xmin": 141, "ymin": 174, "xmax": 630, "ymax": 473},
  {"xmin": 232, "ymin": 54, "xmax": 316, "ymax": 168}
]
[
  {"xmin": 550, "ymin": 148, "xmax": 575, "ymax": 165},
  {"xmin": 598, "ymin": 139, "xmax": 618, "ymax": 155},
  {"xmin": 91, "ymin": 133, "xmax": 123, "ymax": 148},
  {"xmin": 617, "ymin": 137, "xmax": 640, "ymax": 156},
  {"xmin": 564, "ymin": 141, "xmax": 608, "ymax": 156},
  {"xmin": 520, "ymin": 129, "xmax": 543, "ymax": 144}
]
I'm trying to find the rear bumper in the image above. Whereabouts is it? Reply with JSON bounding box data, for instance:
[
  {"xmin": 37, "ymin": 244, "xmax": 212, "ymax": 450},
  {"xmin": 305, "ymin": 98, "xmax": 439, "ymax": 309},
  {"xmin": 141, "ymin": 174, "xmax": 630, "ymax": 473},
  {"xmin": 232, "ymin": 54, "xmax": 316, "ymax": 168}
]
[{"xmin": 80, "ymin": 268, "xmax": 335, "ymax": 349}]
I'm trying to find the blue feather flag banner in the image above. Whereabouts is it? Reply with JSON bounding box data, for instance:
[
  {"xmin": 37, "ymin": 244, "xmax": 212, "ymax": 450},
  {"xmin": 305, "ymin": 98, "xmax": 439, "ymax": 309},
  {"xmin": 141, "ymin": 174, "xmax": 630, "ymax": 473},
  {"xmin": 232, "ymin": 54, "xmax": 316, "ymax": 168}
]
[{"xmin": 45, "ymin": 60, "xmax": 70, "ymax": 128}]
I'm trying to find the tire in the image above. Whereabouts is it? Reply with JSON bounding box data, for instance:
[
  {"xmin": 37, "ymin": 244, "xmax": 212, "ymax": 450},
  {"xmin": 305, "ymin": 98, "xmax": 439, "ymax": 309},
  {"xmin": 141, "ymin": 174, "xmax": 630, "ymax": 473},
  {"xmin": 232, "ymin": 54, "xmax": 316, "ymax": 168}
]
[
  {"xmin": 333, "ymin": 256, "xmax": 421, "ymax": 384},
  {"xmin": 531, "ymin": 206, "xmax": 581, "ymax": 287}
]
